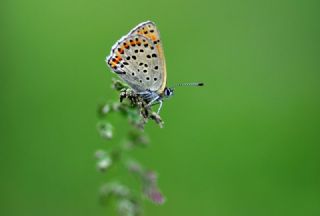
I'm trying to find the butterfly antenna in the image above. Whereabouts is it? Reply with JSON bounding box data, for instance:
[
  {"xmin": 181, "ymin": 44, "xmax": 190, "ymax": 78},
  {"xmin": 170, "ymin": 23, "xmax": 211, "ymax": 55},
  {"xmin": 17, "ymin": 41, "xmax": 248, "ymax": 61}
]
[{"xmin": 173, "ymin": 82, "xmax": 204, "ymax": 88}]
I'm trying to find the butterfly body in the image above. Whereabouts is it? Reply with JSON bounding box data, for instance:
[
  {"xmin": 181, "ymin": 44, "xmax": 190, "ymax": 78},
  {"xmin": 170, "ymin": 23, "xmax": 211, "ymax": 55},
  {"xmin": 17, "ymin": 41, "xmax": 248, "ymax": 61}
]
[
  {"xmin": 106, "ymin": 21, "xmax": 202, "ymax": 114},
  {"xmin": 106, "ymin": 21, "xmax": 169, "ymax": 113}
]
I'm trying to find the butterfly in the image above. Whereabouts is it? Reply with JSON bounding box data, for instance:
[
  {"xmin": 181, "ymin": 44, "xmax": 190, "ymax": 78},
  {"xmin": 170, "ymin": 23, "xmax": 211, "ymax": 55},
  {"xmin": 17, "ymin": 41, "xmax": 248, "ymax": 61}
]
[{"xmin": 106, "ymin": 21, "xmax": 203, "ymax": 114}]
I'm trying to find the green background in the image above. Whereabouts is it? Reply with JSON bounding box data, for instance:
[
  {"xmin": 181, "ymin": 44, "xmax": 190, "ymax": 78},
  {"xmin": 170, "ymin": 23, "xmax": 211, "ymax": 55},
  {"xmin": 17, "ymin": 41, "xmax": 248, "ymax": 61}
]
[{"xmin": 1, "ymin": 0, "xmax": 320, "ymax": 215}]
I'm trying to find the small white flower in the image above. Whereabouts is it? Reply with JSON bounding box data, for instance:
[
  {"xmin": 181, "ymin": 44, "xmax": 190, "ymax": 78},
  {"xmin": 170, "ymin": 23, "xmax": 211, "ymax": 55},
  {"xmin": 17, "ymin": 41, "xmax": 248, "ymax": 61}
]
[
  {"xmin": 97, "ymin": 157, "xmax": 112, "ymax": 172},
  {"xmin": 98, "ymin": 122, "xmax": 113, "ymax": 139},
  {"xmin": 102, "ymin": 104, "xmax": 111, "ymax": 114}
]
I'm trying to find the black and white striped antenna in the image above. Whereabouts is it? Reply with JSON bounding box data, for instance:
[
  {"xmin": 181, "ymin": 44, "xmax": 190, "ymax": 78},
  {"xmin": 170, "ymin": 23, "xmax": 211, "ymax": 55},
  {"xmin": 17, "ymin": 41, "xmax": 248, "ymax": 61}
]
[{"xmin": 173, "ymin": 82, "xmax": 204, "ymax": 88}]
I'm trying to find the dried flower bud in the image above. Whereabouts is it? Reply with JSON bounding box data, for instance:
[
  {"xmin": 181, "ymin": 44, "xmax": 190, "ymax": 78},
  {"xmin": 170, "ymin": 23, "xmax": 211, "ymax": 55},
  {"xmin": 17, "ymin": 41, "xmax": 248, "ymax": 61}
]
[
  {"xmin": 95, "ymin": 150, "xmax": 106, "ymax": 159},
  {"xmin": 97, "ymin": 122, "xmax": 113, "ymax": 139},
  {"xmin": 112, "ymin": 102, "xmax": 121, "ymax": 112},
  {"xmin": 101, "ymin": 104, "xmax": 111, "ymax": 114},
  {"xmin": 142, "ymin": 171, "xmax": 165, "ymax": 205},
  {"xmin": 113, "ymin": 80, "xmax": 164, "ymax": 128},
  {"xmin": 126, "ymin": 160, "xmax": 143, "ymax": 176},
  {"xmin": 144, "ymin": 186, "xmax": 165, "ymax": 205},
  {"xmin": 144, "ymin": 171, "xmax": 157, "ymax": 184},
  {"xmin": 117, "ymin": 199, "xmax": 137, "ymax": 216},
  {"xmin": 97, "ymin": 156, "xmax": 112, "ymax": 172},
  {"xmin": 100, "ymin": 182, "xmax": 130, "ymax": 199}
]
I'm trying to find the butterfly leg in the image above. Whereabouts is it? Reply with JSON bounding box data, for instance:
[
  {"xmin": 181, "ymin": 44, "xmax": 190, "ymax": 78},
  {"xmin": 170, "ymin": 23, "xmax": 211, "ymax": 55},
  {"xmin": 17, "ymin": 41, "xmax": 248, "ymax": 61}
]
[
  {"xmin": 156, "ymin": 100, "xmax": 163, "ymax": 114},
  {"xmin": 147, "ymin": 95, "xmax": 160, "ymax": 107},
  {"xmin": 146, "ymin": 99, "xmax": 162, "ymax": 114},
  {"xmin": 146, "ymin": 97, "xmax": 163, "ymax": 114},
  {"xmin": 136, "ymin": 91, "xmax": 162, "ymax": 113}
]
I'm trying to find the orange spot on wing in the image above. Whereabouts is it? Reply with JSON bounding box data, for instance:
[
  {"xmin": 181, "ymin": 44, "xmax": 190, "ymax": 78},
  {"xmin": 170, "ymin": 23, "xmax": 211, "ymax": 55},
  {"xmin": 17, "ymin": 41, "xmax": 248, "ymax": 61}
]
[
  {"xmin": 116, "ymin": 56, "xmax": 122, "ymax": 61},
  {"xmin": 110, "ymin": 61, "xmax": 117, "ymax": 67},
  {"xmin": 150, "ymin": 34, "xmax": 157, "ymax": 41},
  {"xmin": 136, "ymin": 40, "xmax": 141, "ymax": 46},
  {"xmin": 111, "ymin": 56, "xmax": 122, "ymax": 64}
]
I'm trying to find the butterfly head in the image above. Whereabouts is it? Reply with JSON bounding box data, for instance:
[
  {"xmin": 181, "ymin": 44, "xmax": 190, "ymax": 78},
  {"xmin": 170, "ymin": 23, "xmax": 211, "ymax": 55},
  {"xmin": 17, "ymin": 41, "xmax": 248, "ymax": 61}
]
[{"xmin": 163, "ymin": 87, "xmax": 174, "ymax": 98}]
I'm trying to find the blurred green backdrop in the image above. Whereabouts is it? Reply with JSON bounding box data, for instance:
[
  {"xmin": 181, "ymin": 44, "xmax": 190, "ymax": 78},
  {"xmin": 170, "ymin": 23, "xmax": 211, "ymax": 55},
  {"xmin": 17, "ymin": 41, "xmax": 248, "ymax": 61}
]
[{"xmin": 1, "ymin": 0, "xmax": 320, "ymax": 215}]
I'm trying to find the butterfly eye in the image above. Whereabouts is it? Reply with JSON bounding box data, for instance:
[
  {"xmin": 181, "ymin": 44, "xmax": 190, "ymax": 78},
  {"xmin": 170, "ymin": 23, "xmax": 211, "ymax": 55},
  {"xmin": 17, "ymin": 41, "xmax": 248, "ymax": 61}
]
[{"xmin": 164, "ymin": 88, "xmax": 172, "ymax": 97}]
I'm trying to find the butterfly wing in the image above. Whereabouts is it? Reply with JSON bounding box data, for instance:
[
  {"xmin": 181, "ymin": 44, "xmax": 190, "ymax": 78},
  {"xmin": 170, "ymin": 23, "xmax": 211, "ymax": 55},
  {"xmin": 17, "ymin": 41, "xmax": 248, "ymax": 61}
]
[{"xmin": 106, "ymin": 21, "xmax": 167, "ymax": 94}]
